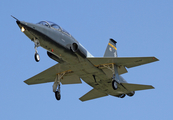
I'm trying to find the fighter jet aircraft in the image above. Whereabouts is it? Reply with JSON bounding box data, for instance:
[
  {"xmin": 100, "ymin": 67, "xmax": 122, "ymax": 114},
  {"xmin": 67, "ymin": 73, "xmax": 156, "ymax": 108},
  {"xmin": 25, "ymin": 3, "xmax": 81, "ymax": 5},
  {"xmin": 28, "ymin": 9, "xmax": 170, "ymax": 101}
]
[{"xmin": 12, "ymin": 16, "xmax": 159, "ymax": 101}]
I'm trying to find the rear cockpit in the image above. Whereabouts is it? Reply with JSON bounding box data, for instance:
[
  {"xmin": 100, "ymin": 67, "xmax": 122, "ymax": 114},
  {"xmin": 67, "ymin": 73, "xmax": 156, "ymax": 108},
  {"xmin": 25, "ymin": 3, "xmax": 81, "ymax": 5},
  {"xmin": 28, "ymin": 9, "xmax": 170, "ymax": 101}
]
[{"xmin": 37, "ymin": 21, "xmax": 72, "ymax": 37}]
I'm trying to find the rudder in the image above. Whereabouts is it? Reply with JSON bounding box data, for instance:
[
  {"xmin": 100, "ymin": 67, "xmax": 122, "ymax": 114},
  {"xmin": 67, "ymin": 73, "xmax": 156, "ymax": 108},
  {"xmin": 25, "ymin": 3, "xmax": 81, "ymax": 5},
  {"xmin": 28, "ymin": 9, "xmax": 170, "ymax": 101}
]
[{"xmin": 104, "ymin": 38, "xmax": 118, "ymax": 57}]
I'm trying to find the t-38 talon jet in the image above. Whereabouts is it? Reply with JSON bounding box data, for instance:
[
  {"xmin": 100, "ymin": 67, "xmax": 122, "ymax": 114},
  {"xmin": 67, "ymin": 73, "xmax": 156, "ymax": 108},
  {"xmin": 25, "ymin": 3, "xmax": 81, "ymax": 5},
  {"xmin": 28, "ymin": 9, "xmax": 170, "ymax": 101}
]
[{"xmin": 12, "ymin": 16, "xmax": 159, "ymax": 101}]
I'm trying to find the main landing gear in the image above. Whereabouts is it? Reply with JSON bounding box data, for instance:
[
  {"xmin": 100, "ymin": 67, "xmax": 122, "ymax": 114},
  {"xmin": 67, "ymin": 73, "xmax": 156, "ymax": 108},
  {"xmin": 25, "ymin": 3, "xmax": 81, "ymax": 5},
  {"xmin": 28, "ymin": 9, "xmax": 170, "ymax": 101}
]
[
  {"xmin": 111, "ymin": 64, "xmax": 127, "ymax": 98},
  {"xmin": 112, "ymin": 80, "xmax": 118, "ymax": 90},
  {"xmin": 53, "ymin": 70, "xmax": 72, "ymax": 101},
  {"xmin": 34, "ymin": 39, "xmax": 40, "ymax": 62},
  {"xmin": 52, "ymin": 72, "xmax": 65, "ymax": 101},
  {"xmin": 55, "ymin": 85, "xmax": 61, "ymax": 100},
  {"xmin": 118, "ymin": 94, "xmax": 126, "ymax": 98},
  {"xmin": 102, "ymin": 64, "xmax": 120, "ymax": 90},
  {"xmin": 111, "ymin": 65, "xmax": 120, "ymax": 92},
  {"xmin": 99, "ymin": 63, "xmax": 126, "ymax": 98}
]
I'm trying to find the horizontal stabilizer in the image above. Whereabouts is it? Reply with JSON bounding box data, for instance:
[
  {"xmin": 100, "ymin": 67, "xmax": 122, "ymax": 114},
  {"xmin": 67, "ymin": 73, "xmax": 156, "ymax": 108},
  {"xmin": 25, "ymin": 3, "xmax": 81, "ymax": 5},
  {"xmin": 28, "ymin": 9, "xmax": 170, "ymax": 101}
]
[
  {"xmin": 121, "ymin": 83, "xmax": 154, "ymax": 92},
  {"xmin": 79, "ymin": 89, "xmax": 108, "ymax": 102},
  {"xmin": 24, "ymin": 63, "xmax": 81, "ymax": 85},
  {"xmin": 88, "ymin": 57, "xmax": 159, "ymax": 68}
]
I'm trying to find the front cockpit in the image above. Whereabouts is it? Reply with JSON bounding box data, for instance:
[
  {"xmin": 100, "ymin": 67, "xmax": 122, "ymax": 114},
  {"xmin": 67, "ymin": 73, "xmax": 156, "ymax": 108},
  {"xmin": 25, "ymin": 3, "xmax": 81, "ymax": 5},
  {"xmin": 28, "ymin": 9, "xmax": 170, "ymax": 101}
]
[{"xmin": 37, "ymin": 21, "xmax": 71, "ymax": 37}]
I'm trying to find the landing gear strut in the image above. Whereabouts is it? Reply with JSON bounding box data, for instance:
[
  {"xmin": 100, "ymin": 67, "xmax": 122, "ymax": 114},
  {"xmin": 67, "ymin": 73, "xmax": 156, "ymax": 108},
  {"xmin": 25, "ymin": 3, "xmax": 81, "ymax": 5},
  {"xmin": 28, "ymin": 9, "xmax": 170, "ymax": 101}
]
[
  {"xmin": 52, "ymin": 70, "xmax": 72, "ymax": 101},
  {"xmin": 53, "ymin": 72, "xmax": 66, "ymax": 100},
  {"xmin": 53, "ymin": 74, "xmax": 63, "ymax": 101},
  {"xmin": 104, "ymin": 64, "xmax": 120, "ymax": 90},
  {"xmin": 34, "ymin": 39, "xmax": 40, "ymax": 62},
  {"xmin": 97, "ymin": 63, "xmax": 121, "ymax": 90}
]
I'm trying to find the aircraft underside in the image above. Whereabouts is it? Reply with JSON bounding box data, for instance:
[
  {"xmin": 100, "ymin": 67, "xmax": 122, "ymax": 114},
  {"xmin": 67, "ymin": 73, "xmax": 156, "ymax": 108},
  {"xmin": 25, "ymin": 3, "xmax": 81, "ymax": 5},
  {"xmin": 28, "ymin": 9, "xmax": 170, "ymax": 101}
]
[{"xmin": 13, "ymin": 17, "xmax": 158, "ymax": 101}]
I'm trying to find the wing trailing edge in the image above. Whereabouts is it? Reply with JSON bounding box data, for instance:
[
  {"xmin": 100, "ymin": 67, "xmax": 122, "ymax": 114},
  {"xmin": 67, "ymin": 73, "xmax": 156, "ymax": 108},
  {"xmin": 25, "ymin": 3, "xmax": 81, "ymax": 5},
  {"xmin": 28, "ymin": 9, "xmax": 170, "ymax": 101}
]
[
  {"xmin": 122, "ymin": 83, "xmax": 154, "ymax": 92},
  {"xmin": 87, "ymin": 57, "xmax": 159, "ymax": 68},
  {"xmin": 24, "ymin": 63, "xmax": 82, "ymax": 85}
]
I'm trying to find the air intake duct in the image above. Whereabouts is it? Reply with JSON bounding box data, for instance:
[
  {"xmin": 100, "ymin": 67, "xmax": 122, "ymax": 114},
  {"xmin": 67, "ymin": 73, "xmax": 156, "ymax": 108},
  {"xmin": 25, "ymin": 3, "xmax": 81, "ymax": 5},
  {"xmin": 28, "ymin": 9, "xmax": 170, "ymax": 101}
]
[{"xmin": 71, "ymin": 43, "xmax": 87, "ymax": 58}]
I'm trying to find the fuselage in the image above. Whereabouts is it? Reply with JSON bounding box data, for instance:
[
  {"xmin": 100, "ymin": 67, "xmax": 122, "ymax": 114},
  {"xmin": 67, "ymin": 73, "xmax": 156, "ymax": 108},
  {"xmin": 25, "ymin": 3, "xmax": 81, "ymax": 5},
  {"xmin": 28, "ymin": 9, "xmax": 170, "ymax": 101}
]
[
  {"xmin": 17, "ymin": 21, "xmax": 109, "ymax": 86},
  {"xmin": 16, "ymin": 20, "xmax": 130, "ymax": 97},
  {"xmin": 17, "ymin": 21, "xmax": 93, "ymax": 62},
  {"xmin": 14, "ymin": 19, "xmax": 158, "ymax": 101}
]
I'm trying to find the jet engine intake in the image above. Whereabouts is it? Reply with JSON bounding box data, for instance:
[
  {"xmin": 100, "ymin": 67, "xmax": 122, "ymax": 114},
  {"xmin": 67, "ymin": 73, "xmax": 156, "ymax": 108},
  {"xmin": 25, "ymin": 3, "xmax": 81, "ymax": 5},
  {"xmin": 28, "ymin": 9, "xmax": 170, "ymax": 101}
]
[
  {"xmin": 47, "ymin": 51, "xmax": 64, "ymax": 63},
  {"xmin": 71, "ymin": 43, "xmax": 87, "ymax": 58}
]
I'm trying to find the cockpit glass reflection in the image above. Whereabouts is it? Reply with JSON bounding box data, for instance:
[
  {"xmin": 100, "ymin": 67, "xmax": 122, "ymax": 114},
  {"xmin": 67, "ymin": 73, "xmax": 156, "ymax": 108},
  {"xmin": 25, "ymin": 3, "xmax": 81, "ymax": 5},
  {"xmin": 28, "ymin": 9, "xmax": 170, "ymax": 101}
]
[{"xmin": 37, "ymin": 21, "xmax": 72, "ymax": 37}]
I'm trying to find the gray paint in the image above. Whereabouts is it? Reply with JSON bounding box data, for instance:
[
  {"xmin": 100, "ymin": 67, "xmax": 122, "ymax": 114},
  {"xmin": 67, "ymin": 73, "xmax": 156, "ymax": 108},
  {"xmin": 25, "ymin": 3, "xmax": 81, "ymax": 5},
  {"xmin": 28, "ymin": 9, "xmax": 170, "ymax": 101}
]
[{"xmin": 104, "ymin": 39, "xmax": 118, "ymax": 57}]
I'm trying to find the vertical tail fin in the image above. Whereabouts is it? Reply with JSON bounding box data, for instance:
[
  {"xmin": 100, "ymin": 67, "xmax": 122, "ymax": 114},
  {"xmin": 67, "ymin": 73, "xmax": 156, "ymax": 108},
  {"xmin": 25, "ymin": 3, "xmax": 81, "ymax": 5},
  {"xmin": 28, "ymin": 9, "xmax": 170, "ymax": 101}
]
[{"xmin": 104, "ymin": 38, "xmax": 118, "ymax": 57}]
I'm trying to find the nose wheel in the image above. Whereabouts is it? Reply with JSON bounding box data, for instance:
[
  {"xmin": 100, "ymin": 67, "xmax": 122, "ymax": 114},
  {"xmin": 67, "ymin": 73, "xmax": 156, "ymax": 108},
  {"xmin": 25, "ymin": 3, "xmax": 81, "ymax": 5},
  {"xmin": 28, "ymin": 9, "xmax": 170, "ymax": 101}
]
[{"xmin": 35, "ymin": 53, "xmax": 40, "ymax": 62}]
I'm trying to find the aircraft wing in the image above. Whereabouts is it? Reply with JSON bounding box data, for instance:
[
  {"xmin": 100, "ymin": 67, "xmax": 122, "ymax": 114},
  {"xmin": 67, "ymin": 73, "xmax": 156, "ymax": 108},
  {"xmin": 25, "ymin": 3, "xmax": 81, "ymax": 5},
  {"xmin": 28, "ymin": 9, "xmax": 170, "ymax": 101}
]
[
  {"xmin": 87, "ymin": 57, "xmax": 159, "ymax": 68},
  {"xmin": 24, "ymin": 63, "xmax": 82, "ymax": 85}
]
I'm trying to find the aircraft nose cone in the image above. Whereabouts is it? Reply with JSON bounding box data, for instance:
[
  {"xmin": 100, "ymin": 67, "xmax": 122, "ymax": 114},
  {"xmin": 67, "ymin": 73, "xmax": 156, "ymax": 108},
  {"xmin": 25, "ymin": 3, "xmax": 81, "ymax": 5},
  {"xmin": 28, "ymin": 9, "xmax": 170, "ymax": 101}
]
[
  {"xmin": 11, "ymin": 15, "xmax": 21, "ymax": 25},
  {"xmin": 16, "ymin": 20, "xmax": 20, "ymax": 25}
]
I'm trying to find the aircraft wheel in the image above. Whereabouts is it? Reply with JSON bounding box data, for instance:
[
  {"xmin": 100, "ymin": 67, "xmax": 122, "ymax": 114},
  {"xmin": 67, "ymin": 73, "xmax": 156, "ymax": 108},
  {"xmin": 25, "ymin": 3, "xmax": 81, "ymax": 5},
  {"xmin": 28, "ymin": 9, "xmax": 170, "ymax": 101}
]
[
  {"xmin": 34, "ymin": 53, "xmax": 40, "ymax": 62},
  {"xmin": 119, "ymin": 94, "xmax": 126, "ymax": 98},
  {"xmin": 55, "ymin": 91, "xmax": 61, "ymax": 100},
  {"xmin": 112, "ymin": 80, "xmax": 118, "ymax": 90},
  {"xmin": 127, "ymin": 91, "xmax": 135, "ymax": 97}
]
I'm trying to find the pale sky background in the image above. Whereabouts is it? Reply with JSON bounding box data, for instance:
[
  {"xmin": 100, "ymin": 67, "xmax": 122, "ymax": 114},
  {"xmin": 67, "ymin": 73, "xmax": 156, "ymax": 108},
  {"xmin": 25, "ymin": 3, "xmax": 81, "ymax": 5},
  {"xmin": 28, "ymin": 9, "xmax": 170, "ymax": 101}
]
[{"xmin": 1, "ymin": 0, "xmax": 173, "ymax": 120}]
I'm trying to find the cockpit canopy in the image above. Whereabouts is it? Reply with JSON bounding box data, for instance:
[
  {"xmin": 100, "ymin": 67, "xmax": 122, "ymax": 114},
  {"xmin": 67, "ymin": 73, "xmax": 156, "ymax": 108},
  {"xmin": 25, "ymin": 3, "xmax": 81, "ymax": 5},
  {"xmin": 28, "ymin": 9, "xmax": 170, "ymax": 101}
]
[{"xmin": 37, "ymin": 21, "xmax": 71, "ymax": 36}]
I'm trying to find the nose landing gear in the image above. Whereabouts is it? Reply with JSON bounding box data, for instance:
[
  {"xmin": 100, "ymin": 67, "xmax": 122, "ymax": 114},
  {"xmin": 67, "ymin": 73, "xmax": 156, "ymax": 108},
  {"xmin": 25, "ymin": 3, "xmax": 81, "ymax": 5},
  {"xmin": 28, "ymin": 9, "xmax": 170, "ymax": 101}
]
[
  {"xmin": 35, "ymin": 53, "xmax": 40, "ymax": 62},
  {"xmin": 34, "ymin": 39, "xmax": 40, "ymax": 62}
]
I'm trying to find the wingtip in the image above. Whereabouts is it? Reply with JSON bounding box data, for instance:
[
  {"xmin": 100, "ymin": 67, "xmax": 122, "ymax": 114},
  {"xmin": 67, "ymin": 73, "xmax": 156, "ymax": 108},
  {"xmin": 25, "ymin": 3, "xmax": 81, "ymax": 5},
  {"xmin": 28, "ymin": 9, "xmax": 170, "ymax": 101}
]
[
  {"xmin": 23, "ymin": 80, "xmax": 30, "ymax": 85},
  {"xmin": 79, "ymin": 98, "xmax": 85, "ymax": 102},
  {"xmin": 152, "ymin": 57, "xmax": 159, "ymax": 61},
  {"xmin": 151, "ymin": 85, "xmax": 155, "ymax": 89}
]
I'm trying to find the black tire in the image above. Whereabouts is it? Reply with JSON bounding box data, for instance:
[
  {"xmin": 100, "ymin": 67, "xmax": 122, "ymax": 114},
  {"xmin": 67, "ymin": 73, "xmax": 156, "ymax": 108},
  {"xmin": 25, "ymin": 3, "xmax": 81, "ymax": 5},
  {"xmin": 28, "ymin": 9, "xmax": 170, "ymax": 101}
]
[
  {"xmin": 34, "ymin": 53, "xmax": 40, "ymax": 62},
  {"xmin": 119, "ymin": 94, "xmax": 126, "ymax": 98},
  {"xmin": 55, "ymin": 91, "xmax": 61, "ymax": 100},
  {"xmin": 127, "ymin": 91, "xmax": 135, "ymax": 97},
  {"xmin": 112, "ymin": 80, "xmax": 118, "ymax": 90}
]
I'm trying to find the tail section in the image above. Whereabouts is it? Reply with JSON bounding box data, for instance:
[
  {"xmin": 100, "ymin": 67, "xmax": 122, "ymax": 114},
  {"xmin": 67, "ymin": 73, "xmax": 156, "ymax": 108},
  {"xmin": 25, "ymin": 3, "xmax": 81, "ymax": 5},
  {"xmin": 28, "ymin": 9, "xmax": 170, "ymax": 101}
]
[
  {"xmin": 104, "ymin": 38, "xmax": 118, "ymax": 57},
  {"xmin": 79, "ymin": 89, "xmax": 108, "ymax": 102},
  {"xmin": 121, "ymin": 83, "xmax": 154, "ymax": 92}
]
